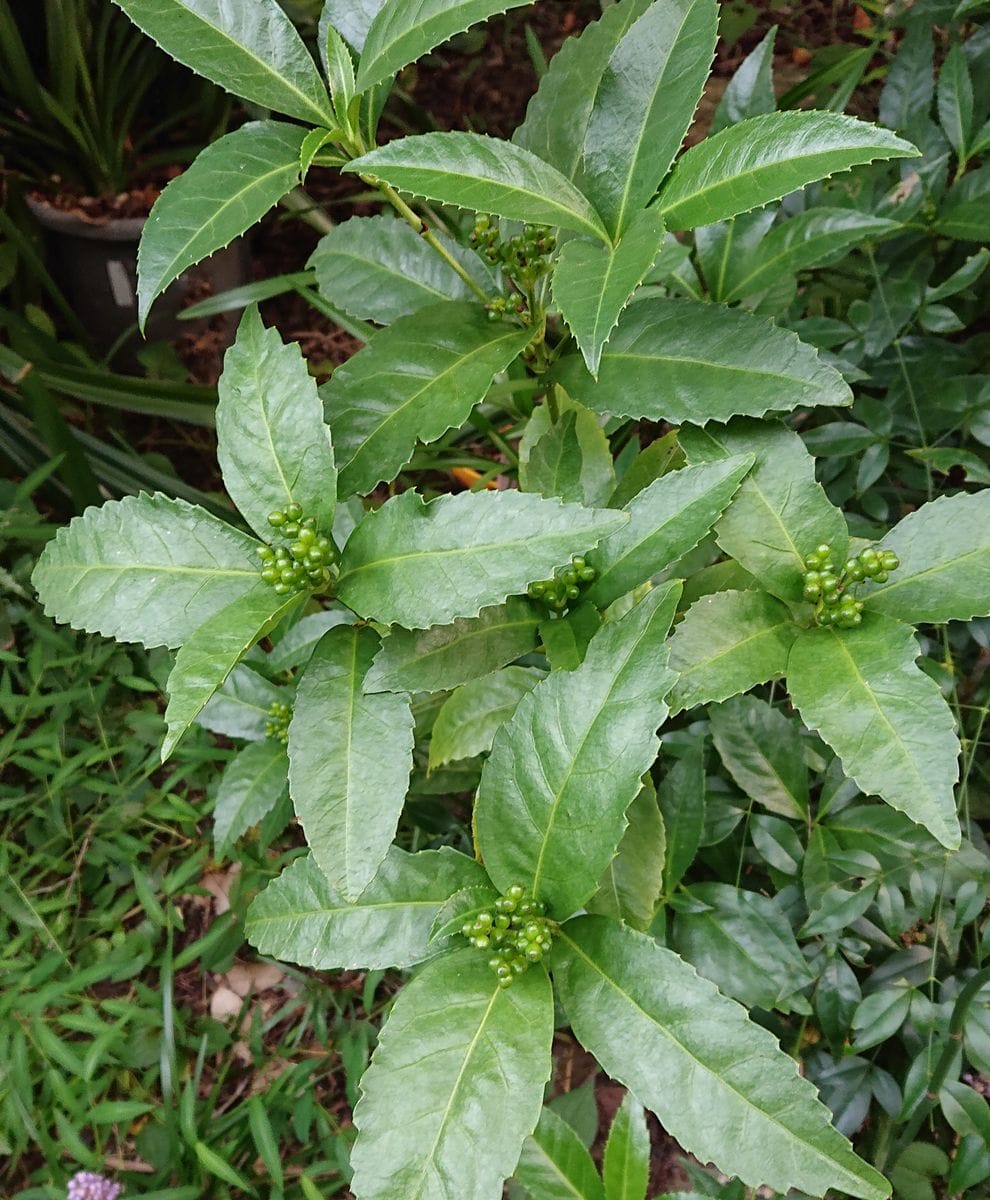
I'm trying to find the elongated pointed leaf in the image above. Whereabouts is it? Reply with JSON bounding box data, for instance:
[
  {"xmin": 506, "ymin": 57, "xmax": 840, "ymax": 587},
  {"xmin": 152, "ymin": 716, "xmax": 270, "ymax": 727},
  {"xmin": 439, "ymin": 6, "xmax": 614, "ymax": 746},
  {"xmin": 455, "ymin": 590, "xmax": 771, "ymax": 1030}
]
[
  {"xmin": 937, "ymin": 161, "xmax": 990, "ymax": 241},
  {"xmin": 336, "ymin": 489, "xmax": 627, "ymax": 629},
  {"xmin": 937, "ymin": 43, "xmax": 973, "ymax": 159},
  {"xmin": 319, "ymin": 11, "xmax": 356, "ymax": 114},
  {"xmin": 554, "ymin": 917, "xmax": 891, "ymax": 1200},
  {"xmin": 309, "ymin": 215, "xmax": 493, "ymax": 324},
  {"xmin": 667, "ymin": 590, "xmax": 797, "ymax": 713},
  {"xmin": 112, "ymin": 0, "xmax": 333, "ymax": 125},
  {"xmin": 522, "ymin": 405, "xmax": 616, "ymax": 508},
  {"xmin": 217, "ymin": 306, "xmax": 336, "ymax": 539},
  {"xmin": 586, "ymin": 456, "xmax": 752, "ymax": 609},
  {"xmin": 289, "ymin": 626, "xmax": 414, "ymax": 900},
  {"xmin": 680, "ymin": 419, "xmax": 848, "ymax": 603},
  {"xmin": 475, "ymin": 584, "xmax": 680, "ymax": 918},
  {"xmin": 429, "ymin": 667, "xmax": 542, "ymax": 769},
  {"xmin": 163, "ymin": 590, "xmax": 299, "ymax": 759},
  {"xmin": 554, "ymin": 299, "xmax": 851, "ymax": 425},
  {"xmin": 32, "ymin": 494, "xmax": 263, "ymax": 650},
  {"xmin": 588, "ymin": 776, "xmax": 665, "ymax": 932},
  {"xmin": 345, "ymin": 133, "xmax": 610, "ymax": 243},
  {"xmin": 350, "ymin": 950, "xmax": 554, "ymax": 1200},
  {"xmin": 137, "ymin": 121, "xmax": 308, "ymax": 326},
  {"xmin": 365, "ymin": 598, "xmax": 541, "ymax": 693},
  {"xmin": 711, "ymin": 26, "xmax": 777, "ymax": 135},
  {"xmin": 197, "ymin": 665, "xmax": 282, "ymax": 741},
  {"xmin": 357, "ymin": 0, "xmax": 531, "ymax": 91},
  {"xmin": 581, "ymin": 0, "xmax": 718, "ymax": 237},
  {"xmin": 246, "ymin": 846, "xmax": 487, "ymax": 968},
  {"xmin": 658, "ymin": 111, "xmax": 917, "ymax": 231},
  {"xmin": 322, "ymin": 302, "xmax": 529, "ymax": 498},
  {"xmin": 514, "ymin": 1106, "xmax": 605, "ymax": 1200},
  {"xmin": 603, "ymin": 1093, "xmax": 650, "ymax": 1200},
  {"xmin": 553, "ymin": 210, "xmax": 665, "ymax": 377},
  {"xmin": 323, "ymin": 0, "xmax": 384, "ymax": 50},
  {"xmin": 214, "ymin": 740, "xmax": 289, "ymax": 852},
  {"xmin": 659, "ymin": 740, "xmax": 706, "ymax": 894},
  {"xmin": 709, "ymin": 695, "xmax": 807, "ymax": 819},
  {"xmin": 787, "ymin": 616, "xmax": 961, "ymax": 849},
  {"xmin": 862, "ymin": 491, "xmax": 990, "ymax": 623}
]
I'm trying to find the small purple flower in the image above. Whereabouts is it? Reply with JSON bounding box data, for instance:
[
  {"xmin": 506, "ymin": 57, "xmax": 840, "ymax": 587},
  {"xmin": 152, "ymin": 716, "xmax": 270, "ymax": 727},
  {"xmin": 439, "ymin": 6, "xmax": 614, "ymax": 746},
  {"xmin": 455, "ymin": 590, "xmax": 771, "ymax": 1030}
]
[{"xmin": 66, "ymin": 1171, "xmax": 123, "ymax": 1200}]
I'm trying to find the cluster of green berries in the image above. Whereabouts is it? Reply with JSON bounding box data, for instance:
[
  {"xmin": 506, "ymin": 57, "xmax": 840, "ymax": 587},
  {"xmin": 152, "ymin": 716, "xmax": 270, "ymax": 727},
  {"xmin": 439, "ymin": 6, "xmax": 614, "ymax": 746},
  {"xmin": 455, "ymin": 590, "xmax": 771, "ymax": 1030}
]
[
  {"xmin": 527, "ymin": 556, "xmax": 597, "ymax": 613},
  {"xmin": 471, "ymin": 215, "xmax": 557, "ymax": 321},
  {"xmin": 265, "ymin": 700, "xmax": 292, "ymax": 744},
  {"xmin": 461, "ymin": 884, "xmax": 555, "ymax": 988},
  {"xmin": 258, "ymin": 502, "xmax": 337, "ymax": 595},
  {"xmin": 802, "ymin": 542, "xmax": 900, "ymax": 628}
]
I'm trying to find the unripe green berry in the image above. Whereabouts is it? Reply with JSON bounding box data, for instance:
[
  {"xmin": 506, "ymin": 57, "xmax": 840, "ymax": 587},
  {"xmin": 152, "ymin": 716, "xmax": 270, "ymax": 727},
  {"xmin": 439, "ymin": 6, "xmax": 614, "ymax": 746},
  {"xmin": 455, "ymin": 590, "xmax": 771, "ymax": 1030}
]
[
  {"xmin": 268, "ymin": 510, "xmax": 286, "ymax": 527},
  {"xmin": 285, "ymin": 502, "xmax": 303, "ymax": 520}
]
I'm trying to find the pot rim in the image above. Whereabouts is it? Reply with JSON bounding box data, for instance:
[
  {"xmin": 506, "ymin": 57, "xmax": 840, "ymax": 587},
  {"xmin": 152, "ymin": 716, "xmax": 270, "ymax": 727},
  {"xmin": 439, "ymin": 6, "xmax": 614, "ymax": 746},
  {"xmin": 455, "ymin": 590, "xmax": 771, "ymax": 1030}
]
[{"xmin": 26, "ymin": 194, "xmax": 147, "ymax": 242}]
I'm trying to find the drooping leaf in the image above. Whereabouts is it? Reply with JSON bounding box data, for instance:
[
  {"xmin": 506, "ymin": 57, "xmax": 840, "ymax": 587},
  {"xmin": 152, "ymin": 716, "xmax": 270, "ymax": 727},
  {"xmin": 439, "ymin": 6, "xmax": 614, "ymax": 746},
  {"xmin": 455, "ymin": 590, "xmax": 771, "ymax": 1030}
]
[
  {"xmin": 356, "ymin": 0, "xmax": 532, "ymax": 91},
  {"xmin": 475, "ymin": 583, "xmax": 680, "ymax": 919},
  {"xmin": 658, "ymin": 111, "xmax": 917, "ymax": 230},
  {"xmin": 586, "ymin": 456, "xmax": 752, "ymax": 610},
  {"xmin": 514, "ymin": 1106, "xmax": 605, "ymax": 1200},
  {"xmin": 429, "ymin": 667, "xmax": 542, "ymax": 769},
  {"xmin": 322, "ymin": 302, "xmax": 529, "ymax": 498},
  {"xmin": 335, "ymin": 489, "xmax": 627, "ymax": 629},
  {"xmin": 217, "ymin": 306, "xmax": 336, "ymax": 539},
  {"xmin": 862, "ymin": 491, "xmax": 990, "ymax": 624},
  {"xmin": 552, "ymin": 209, "xmax": 665, "ymax": 376},
  {"xmin": 196, "ymin": 664, "xmax": 282, "ymax": 741},
  {"xmin": 553, "ymin": 298, "xmax": 851, "ymax": 425},
  {"xmin": 580, "ymin": 0, "xmax": 718, "ymax": 237},
  {"xmin": 289, "ymin": 626, "xmax": 414, "ymax": 900},
  {"xmin": 521, "ymin": 405, "xmax": 616, "ymax": 508},
  {"xmin": 667, "ymin": 590, "xmax": 797, "ymax": 713},
  {"xmin": 308, "ymin": 215, "xmax": 494, "ymax": 324},
  {"xmin": 787, "ymin": 616, "xmax": 961, "ymax": 850},
  {"xmin": 214, "ymin": 739, "xmax": 289, "ymax": 852},
  {"xmin": 680, "ymin": 419, "xmax": 848, "ymax": 603},
  {"xmin": 710, "ymin": 26, "xmax": 777, "ymax": 135},
  {"xmin": 344, "ymin": 133, "xmax": 610, "ymax": 243},
  {"xmin": 659, "ymin": 740, "xmax": 706, "ymax": 895},
  {"xmin": 349, "ymin": 950, "xmax": 554, "ymax": 1200},
  {"xmin": 588, "ymin": 776, "xmax": 665, "ymax": 932},
  {"xmin": 554, "ymin": 917, "xmax": 891, "ymax": 1200},
  {"xmin": 136, "ymin": 121, "xmax": 308, "ymax": 326},
  {"xmin": 112, "ymin": 0, "xmax": 334, "ymax": 125},
  {"xmin": 709, "ymin": 695, "xmax": 808, "ymax": 819},
  {"xmin": 32, "ymin": 493, "xmax": 263, "ymax": 650},
  {"xmin": 365, "ymin": 598, "xmax": 541, "ymax": 693},
  {"xmin": 246, "ymin": 846, "xmax": 487, "ymax": 968}
]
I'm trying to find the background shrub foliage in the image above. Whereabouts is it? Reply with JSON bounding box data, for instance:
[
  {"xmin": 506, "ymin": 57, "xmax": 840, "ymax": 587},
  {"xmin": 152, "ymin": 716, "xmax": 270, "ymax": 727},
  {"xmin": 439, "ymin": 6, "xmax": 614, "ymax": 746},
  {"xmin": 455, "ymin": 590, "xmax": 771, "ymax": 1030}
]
[{"xmin": 22, "ymin": 0, "xmax": 990, "ymax": 1197}]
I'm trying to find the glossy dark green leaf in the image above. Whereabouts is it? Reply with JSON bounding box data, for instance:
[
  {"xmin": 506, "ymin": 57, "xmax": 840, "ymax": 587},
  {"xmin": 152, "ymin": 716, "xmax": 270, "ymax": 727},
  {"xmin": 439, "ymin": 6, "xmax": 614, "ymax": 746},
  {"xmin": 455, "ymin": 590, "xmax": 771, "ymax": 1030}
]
[
  {"xmin": 589, "ymin": 776, "xmax": 665, "ymax": 931},
  {"xmin": 554, "ymin": 298, "xmax": 851, "ymax": 425},
  {"xmin": 937, "ymin": 162, "xmax": 990, "ymax": 241},
  {"xmin": 539, "ymin": 603, "xmax": 602, "ymax": 672},
  {"xmin": 514, "ymin": 1106, "xmax": 605, "ymax": 1200},
  {"xmin": 289, "ymin": 626, "xmax": 414, "ymax": 900},
  {"xmin": 710, "ymin": 26, "xmax": 777, "ymax": 134},
  {"xmin": 937, "ymin": 43, "xmax": 973, "ymax": 159},
  {"xmin": 429, "ymin": 666, "xmax": 542, "ymax": 769},
  {"xmin": 336, "ymin": 489, "xmax": 627, "ymax": 629},
  {"xmin": 214, "ymin": 740, "xmax": 289, "ymax": 852},
  {"xmin": 349, "ymin": 950, "xmax": 554, "ymax": 1200},
  {"xmin": 323, "ymin": 302, "xmax": 529, "ymax": 498},
  {"xmin": 709, "ymin": 695, "xmax": 808, "ymax": 819},
  {"xmin": 345, "ymin": 133, "xmax": 610, "ymax": 242},
  {"xmin": 32, "ymin": 493, "xmax": 263, "ymax": 650},
  {"xmin": 475, "ymin": 583, "xmax": 680, "ymax": 918},
  {"xmin": 246, "ymin": 846, "xmax": 487, "ymax": 968},
  {"xmin": 659, "ymin": 741, "xmax": 706, "ymax": 895},
  {"xmin": 521, "ymin": 405, "xmax": 616, "ymax": 508},
  {"xmin": 602, "ymin": 1092, "xmax": 650, "ymax": 1200},
  {"xmin": 658, "ymin": 111, "xmax": 916, "ymax": 230},
  {"xmin": 787, "ymin": 616, "xmax": 961, "ymax": 849},
  {"xmin": 554, "ymin": 917, "xmax": 890, "ymax": 1200},
  {"xmin": 878, "ymin": 22, "xmax": 932, "ymax": 133},
  {"xmin": 580, "ymin": 0, "xmax": 718, "ymax": 236},
  {"xmin": 196, "ymin": 664, "xmax": 282, "ymax": 741}
]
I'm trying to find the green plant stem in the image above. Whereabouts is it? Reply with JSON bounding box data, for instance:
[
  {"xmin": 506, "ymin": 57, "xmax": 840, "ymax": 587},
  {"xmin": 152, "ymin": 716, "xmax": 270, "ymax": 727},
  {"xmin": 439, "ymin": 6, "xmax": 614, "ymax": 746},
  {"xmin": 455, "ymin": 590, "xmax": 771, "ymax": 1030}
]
[
  {"xmin": 279, "ymin": 186, "xmax": 334, "ymax": 235},
  {"xmin": 545, "ymin": 383, "xmax": 562, "ymax": 424},
  {"xmin": 467, "ymin": 410, "xmax": 519, "ymax": 468}
]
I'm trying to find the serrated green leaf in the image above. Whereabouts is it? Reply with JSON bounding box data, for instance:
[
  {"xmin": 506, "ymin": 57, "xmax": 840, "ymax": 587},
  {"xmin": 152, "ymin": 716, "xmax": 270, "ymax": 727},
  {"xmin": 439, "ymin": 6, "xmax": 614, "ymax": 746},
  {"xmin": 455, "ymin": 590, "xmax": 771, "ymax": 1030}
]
[
  {"xmin": 553, "ymin": 298, "xmax": 851, "ymax": 424},
  {"xmin": 521, "ymin": 405, "xmax": 616, "ymax": 508},
  {"xmin": 580, "ymin": 0, "xmax": 718, "ymax": 237},
  {"xmin": 365, "ymin": 598, "xmax": 540, "ymax": 693},
  {"xmin": 667, "ymin": 590, "xmax": 797, "ymax": 713},
  {"xmin": 429, "ymin": 667, "xmax": 542, "ymax": 769},
  {"xmin": 322, "ymin": 302, "xmax": 529, "ymax": 498},
  {"xmin": 937, "ymin": 43, "xmax": 973, "ymax": 159},
  {"xmin": 428, "ymin": 883, "xmax": 499, "ymax": 944},
  {"xmin": 554, "ymin": 917, "xmax": 890, "ymax": 1200},
  {"xmin": 356, "ymin": 0, "xmax": 532, "ymax": 91},
  {"xmin": 787, "ymin": 616, "xmax": 960, "ymax": 849},
  {"xmin": 323, "ymin": 0, "xmax": 384, "ymax": 50},
  {"xmin": 659, "ymin": 741, "xmax": 706, "ymax": 894},
  {"xmin": 217, "ymin": 306, "xmax": 336, "ymax": 539},
  {"xmin": 345, "ymin": 133, "xmax": 610, "ymax": 243},
  {"xmin": 588, "ymin": 776, "xmax": 665, "ymax": 932},
  {"xmin": 32, "ymin": 493, "xmax": 263, "ymax": 650},
  {"xmin": 136, "ymin": 121, "xmax": 308, "ymax": 326},
  {"xmin": 246, "ymin": 846, "xmax": 486, "ymax": 968},
  {"xmin": 214, "ymin": 739, "xmax": 289, "ymax": 852},
  {"xmin": 309, "ymin": 215, "xmax": 493, "ymax": 324},
  {"xmin": 289, "ymin": 626, "xmax": 414, "ymax": 900},
  {"xmin": 709, "ymin": 695, "xmax": 808, "ymax": 819},
  {"xmin": 350, "ymin": 949, "xmax": 554, "ymax": 1200},
  {"xmin": 336, "ymin": 489, "xmax": 627, "ymax": 629},
  {"xmin": 197, "ymin": 664, "xmax": 282, "ymax": 741},
  {"xmin": 265, "ymin": 608, "xmax": 357, "ymax": 674},
  {"xmin": 586, "ymin": 456, "xmax": 752, "ymax": 610},
  {"xmin": 710, "ymin": 26, "xmax": 777, "ymax": 134},
  {"xmin": 552, "ymin": 209, "xmax": 665, "ymax": 376},
  {"xmin": 476, "ymin": 583, "xmax": 680, "ymax": 919},
  {"xmin": 318, "ymin": 10, "xmax": 355, "ymax": 116},
  {"xmin": 602, "ymin": 1092, "xmax": 650, "ymax": 1200},
  {"xmin": 680, "ymin": 419, "xmax": 848, "ymax": 603},
  {"xmin": 658, "ymin": 111, "xmax": 917, "ymax": 230},
  {"xmin": 112, "ymin": 0, "xmax": 333, "ymax": 125},
  {"xmin": 163, "ymin": 590, "xmax": 299, "ymax": 759},
  {"xmin": 861, "ymin": 491, "xmax": 990, "ymax": 624},
  {"xmin": 514, "ymin": 1105, "xmax": 605, "ymax": 1200}
]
